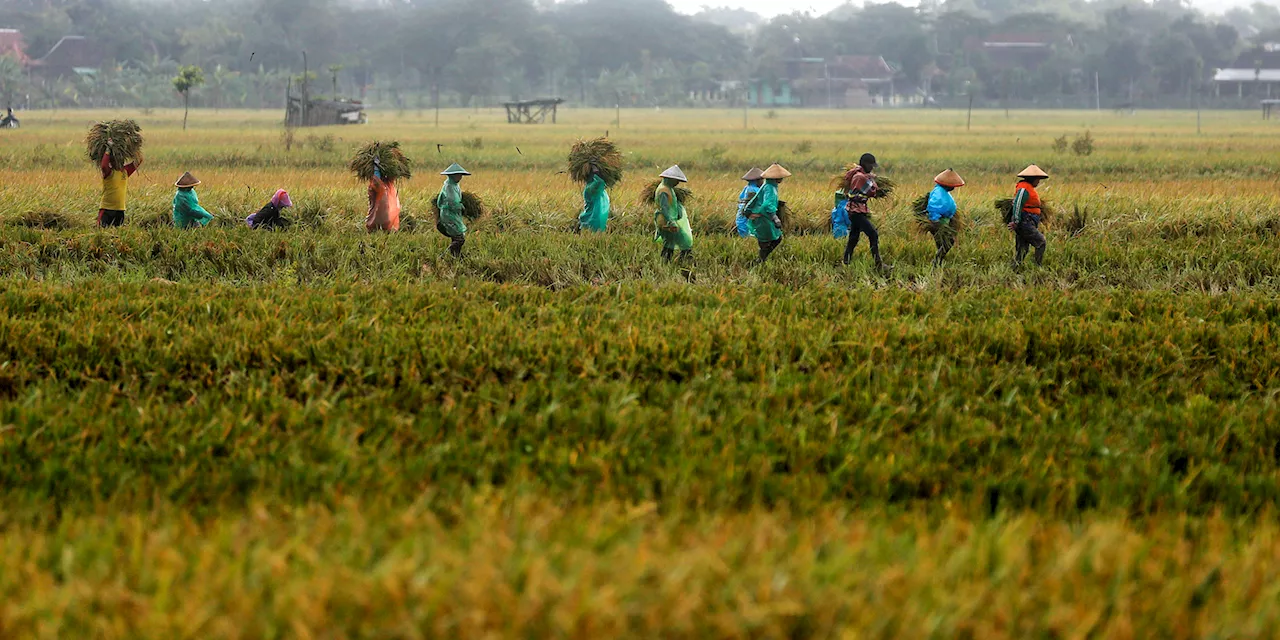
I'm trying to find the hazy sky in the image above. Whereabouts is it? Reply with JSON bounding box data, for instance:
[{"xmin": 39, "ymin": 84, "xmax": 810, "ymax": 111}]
[{"xmin": 669, "ymin": 0, "xmax": 1273, "ymax": 19}]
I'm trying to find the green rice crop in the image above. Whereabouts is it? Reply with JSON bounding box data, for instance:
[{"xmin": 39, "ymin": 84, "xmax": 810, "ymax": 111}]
[{"xmin": 3, "ymin": 107, "xmax": 1280, "ymax": 634}]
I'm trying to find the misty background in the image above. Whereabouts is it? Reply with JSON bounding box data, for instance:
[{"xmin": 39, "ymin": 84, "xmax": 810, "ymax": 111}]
[{"xmin": 2, "ymin": 0, "xmax": 1280, "ymax": 112}]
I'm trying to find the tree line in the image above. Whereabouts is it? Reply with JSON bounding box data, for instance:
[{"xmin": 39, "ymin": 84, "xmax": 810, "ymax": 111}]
[{"xmin": 2, "ymin": 0, "xmax": 1280, "ymax": 111}]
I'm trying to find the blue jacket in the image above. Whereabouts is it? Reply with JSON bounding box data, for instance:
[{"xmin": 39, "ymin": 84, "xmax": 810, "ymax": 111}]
[{"xmin": 926, "ymin": 184, "xmax": 956, "ymax": 222}]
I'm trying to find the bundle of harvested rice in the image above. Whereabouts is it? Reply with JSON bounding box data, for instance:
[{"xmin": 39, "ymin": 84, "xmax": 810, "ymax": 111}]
[
  {"xmin": 348, "ymin": 141, "xmax": 413, "ymax": 182},
  {"xmin": 872, "ymin": 176, "xmax": 896, "ymax": 199},
  {"xmin": 910, "ymin": 193, "xmax": 965, "ymax": 239},
  {"xmin": 830, "ymin": 167, "xmax": 894, "ymax": 199},
  {"xmin": 640, "ymin": 180, "xmax": 695, "ymax": 205},
  {"xmin": 777, "ymin": 200, "xmax": 793, "ymax": 233},
  {"xmin": 995, "ymin": 198, "xmax": 1054, "ymax": 225},
  {"xmin": 86, "ymin": 120, "xmax": 144, "ymax": 171},
  {"xmin": 433, "ymin": 192, "xmax": 489, "ymax": 221},
  {"xmin": 568, "ymin": 138, "xmax": 623, "ymax": 187}
]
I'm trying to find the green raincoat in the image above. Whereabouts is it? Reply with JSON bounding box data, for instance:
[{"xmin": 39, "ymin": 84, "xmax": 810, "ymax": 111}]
[
  {"xmin": 172, "ymin": 188, "xmax": 214, "ymax": 229},
  {"xmin": 654, "ymin": 181, "xmax": 694, "ymax": 251},
  {"xmin": 747, "ymin": 180, "xmax": 782, "ymax": 243},
  {"xmin": 435, "ymin": 177, "xmax": 467, "ymax": 238},
  {"xmin": 579, "ymin": 174, "xmax": 610, "ymax": 231}
]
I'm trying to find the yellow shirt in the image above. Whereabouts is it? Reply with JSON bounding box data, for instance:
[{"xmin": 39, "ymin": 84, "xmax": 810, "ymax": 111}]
[{"xmin": 101, "ymin": 170, "xmax": 129, "ymax": 211}]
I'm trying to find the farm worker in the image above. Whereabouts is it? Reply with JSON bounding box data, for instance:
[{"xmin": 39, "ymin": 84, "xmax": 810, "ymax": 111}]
[
  {"xmin": 246, "ymin": 189, "xmax": 293, "ymax": 230},
  {"xmin": 98, "ymin": 150, "xmax": 141, "ymax": 228},
  {"xmin": 735, "ymin": 167, "xmax": 764, "ymax": 238},
  {"xmin": 1008, "ymin": 164, "xmax": 1049, "ymax": 267},
  {"xmin": 842, "ymin": 153, "xmax": 885, "ymax": 271},
  {"xmin": 830, "ymin": 186, "xmax": 851, "ymax": 239},
  {"xmin": 366, "ymin": 158, "xmax": 401, "ymax": 232},
  {"xmin": 654, "ymin": 165, "xmax": 694, "ymax": 262},
  {"xmin": 172, "ymin": 172, "xmax": 214, "ymax": 229},
  {"xmin": 0, "ymin": 107, "xmax": 18, "ymax": 128},
  {"xmin": 578, "ymin": 164, "xmax": 610, "ymax": 232},
  {"xmin": 746, "ymin": 163, "xmax": 789, "ymax": 264},
  {"xmin": 927, "ymin": 169, "xmax": 965, "ymax": 266},
  {"xmin": 436, "ymin": 163, "xmax": 470, "ymax": 257}
]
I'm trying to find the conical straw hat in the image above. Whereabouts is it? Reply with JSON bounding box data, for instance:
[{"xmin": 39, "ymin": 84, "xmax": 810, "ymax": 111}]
[
  {"xmin": 1017, "ymin": 164, "xmax": 1049, "ymax": 179},
  {"xmin": 934, "ymin": 168, "xmax": 965, "ymax": 188},
  {"xmin": 741, "ymin": 167, "xmax": 765, "ymax": 181},
  {"xmin": 659, "ymin": 165, "xmax": 688, "ymax": 182},
  {"xmin": 175, "ymin": 172, "xmax": 201, "ymax": 188},
  {"xmin": 441, "ymin": 163, "xmax": 471, "ymax": 176},
  {"xmin": 762, "ymin": 164, "xmax": 792, "ymax": 180}
]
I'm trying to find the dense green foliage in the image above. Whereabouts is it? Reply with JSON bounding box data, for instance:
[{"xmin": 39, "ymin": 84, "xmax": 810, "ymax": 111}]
[{"xmin": 3, "ymin": 0, "xmax": 1280, "ymax": 109}]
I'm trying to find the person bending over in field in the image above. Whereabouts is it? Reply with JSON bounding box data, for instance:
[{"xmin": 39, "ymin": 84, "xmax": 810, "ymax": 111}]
[
  {"xmin": 172, "ymin": 172, "xmax": 214, "ymax": 229},
  {"xmin": 842, "ymin": 153, "xmax": 886, "ymax": 272},
  {"xmin": 246, "ymin": 190, "xmax": 293, "ymax": 230},
  {"xmin": 746, "ymin": 164, "xmax": 789, "ymax": 265},
  {"xmin": 736, "ymin": 168, "xmax": 764, "ymax": 238},
  {"xmin": 577, "ymin": 164, "xmax": 610, "ymax": 233},
  {"xmin": 1008, "ymin": 165, "xmax": 1049, "ymax": 267},
  {"xmin": 654, "ymin": 165, "xmax": 694, "ymax": 263},
  {"xmin": 436, "ymin": 164, "xmax": 470, "ymax": 257},
  {"xmin": 98, "ymin": 150, "xmax": 141, "ymax": 228},
  {"xmin": 927, "ymin": 169, "xmax": 965, "ymax": 267},
  {"xmin": 366, "ymin": 158, "xmax": 401, "ymax": 233}
]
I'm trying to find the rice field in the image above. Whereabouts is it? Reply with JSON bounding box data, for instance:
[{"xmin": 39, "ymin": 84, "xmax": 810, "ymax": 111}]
[{"xmin": 2, "ymin": 107, "xmax": 1280, "ymax": 638}]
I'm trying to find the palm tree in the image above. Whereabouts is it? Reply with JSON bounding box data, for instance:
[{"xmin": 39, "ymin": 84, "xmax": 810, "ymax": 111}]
[{"xmin": 172, "ymin": 65, "xmax": 206, "ymax": 131}]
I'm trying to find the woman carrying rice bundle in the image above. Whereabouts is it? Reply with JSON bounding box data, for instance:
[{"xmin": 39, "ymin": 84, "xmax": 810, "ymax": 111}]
[
  {"xmin": 172, "ymin": 172, "xmax": 214, "ymax": 229},
  {"xmin": 1008, "ymin": 165, "xmax": 1049, "ymax": 267},
  {"xmin": 578, "ymin": 164, "xmax": 611, "ymax": 233},
  {"xmin": 654, "ymin": 165, "xmax": 694, "ymax": 262},
  {"xmin": 735, "ymin": 168, "xmax": 763, "ymax": 238},
  {"xmin": 841, "ymin": 153, "xmax": 886, "ymax": 271},
  {"xmin": 366, "ymin": 158, "xmax": 401, "ymax": 233},
  {"xmin": 926, "ymin": 169, "xmax": 965, "ymax": 266},
  {"xmin": 436, "ymin": 164, "xmax": 471, "ymax": 257},
  {"xmin": 246, "ymin": 190, "xmax": 293, "ymax": 230},
  {"xmin": 746, "ymin": 164, "xmax": 789, "ymax": 265}
]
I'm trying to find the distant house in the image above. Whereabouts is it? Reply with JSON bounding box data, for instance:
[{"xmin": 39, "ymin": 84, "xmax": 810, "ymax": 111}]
[
  {"xmin": 0, "ymin": 28, "xmax": 26, "ymax": 62},
  {"xmin": 749, "ymin": 49, "xmax": 899, "ymax": 108},
  {"xmin": 27, "ymin": 35, "xmax": 99, "ymax": 79},
  {"xmin": 1213, "ymin": 44, "xmax": 1280, "ymax": 98}
]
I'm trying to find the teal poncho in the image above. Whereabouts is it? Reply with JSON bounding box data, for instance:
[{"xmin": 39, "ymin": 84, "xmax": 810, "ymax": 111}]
[
  {"xmin": 435, "ymin": 177, "xmax": 467, "ymax": 237},
  {"xmin": 578, "ymin": 174, "xmax": 610, "ymax": 232},
  {"xmin": 746, "ymin": 180, "xmax": 782, "ymax": 243},
  {"xmin": 172, "ymin": 188, "xmax": 213, "ymax": 229}
]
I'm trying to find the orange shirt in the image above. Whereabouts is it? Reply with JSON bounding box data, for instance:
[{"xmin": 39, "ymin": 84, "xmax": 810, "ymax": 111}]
[
  {"xmin": 1016, "ymin": 181, "xmax": 1041, "ymax": 215},
  {"xmin": 365, "ymin": 179, "xmax": 401, "ymax": 232}
]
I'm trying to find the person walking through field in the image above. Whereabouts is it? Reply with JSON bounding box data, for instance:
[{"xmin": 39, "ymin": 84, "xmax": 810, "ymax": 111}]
[
  {"xmin": 654, "ymin": 165, "xmax": 694, "ymax": 262},
  {"xmin": 746, "ymin": 164, "xmax": 789, "ymax": 265},
  {"xmin": 577, "ymin": 164, "xmax": 610, "ymax": 233},
  {"xmin": 1009, "ymin": 165, "xmax": 1049, "ymax": 267},
  {"xmin": 927, "ymin": 169, "xmax": 965, "ymax": 266},
  {"xmin": 246, "ymin": 189, "xmax": 293, "ymax": 230},
  {"xmin": 842, "ymin": 153, "xmax": 886, "ymax": 271},
  {"xmin": 735, "ymin": 168, "xmax": 764, "ymax": 238},
  {"xmin": 172, "ymin": 172, "xmax": 214, "ymax": 229},
  {"xmin": 436, "ymin": 164, "xmax": 470, "ymax": 257},
  {"xmin": 98, "ymin": 149, "xmax": 141, "ymax": 228},
  {"xmin": 366, "ymin": 158, "xmax": 401, "ymax": 232}
]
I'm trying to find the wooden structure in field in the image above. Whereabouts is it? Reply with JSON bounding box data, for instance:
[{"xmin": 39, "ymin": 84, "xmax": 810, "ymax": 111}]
[
  {"xmin": 503, "ymin": 98, "xmax": 564, "ymax": 124},
  {"xmin": 1264, "ymin": 99, "xmax": 1280, "ymax": 120}
]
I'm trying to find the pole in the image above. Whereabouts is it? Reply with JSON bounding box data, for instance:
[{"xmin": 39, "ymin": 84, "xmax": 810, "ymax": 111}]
[
  {"xmin": 967, "ymin": 92, "xmax": 974, "ymax": 131},
  {"xmin": 301, "ymin": 51, "xmax": 309, "ymax": 126},
  {"xmin": 615, "ymin": 90, "xmax": 621, "ymax": 129},
  {"xmin": 1095, "ymin": 71, "xmax": 1101, "ymax": 111},
  {"xmin": 826, "ymin": 62, "xmax": 832, "ymax": 109}
]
